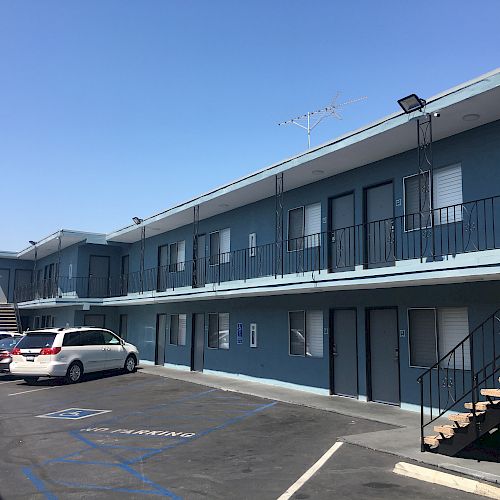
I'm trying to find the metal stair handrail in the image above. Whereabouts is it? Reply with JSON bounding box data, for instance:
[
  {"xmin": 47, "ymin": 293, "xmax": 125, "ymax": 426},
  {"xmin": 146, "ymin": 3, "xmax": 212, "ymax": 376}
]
[{"xmin": 417, "ymin": 308, "xmax": 500, "ymax": 451}]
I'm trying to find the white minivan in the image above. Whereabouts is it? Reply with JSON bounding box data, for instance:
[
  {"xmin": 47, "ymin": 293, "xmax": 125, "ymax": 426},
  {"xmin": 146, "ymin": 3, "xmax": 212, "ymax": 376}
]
[{"xmin": 10, "ymin": 327, "xmax": 139, "ymax": 384}]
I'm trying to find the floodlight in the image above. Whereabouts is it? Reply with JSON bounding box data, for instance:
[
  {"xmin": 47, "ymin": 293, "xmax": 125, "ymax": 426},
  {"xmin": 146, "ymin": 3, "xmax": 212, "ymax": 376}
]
[
  {"xmin": 132, "ymin": 217, "xmax": 143, "ymax": 225},
  {"xmin": 397, "ymin": 94, "xmax": 426, "ymax": 114}
]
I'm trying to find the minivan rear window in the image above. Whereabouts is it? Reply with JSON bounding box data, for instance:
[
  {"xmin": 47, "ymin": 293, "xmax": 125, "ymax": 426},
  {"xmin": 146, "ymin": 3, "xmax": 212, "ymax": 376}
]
[{"xmin": 17, "ymin": 333, "xmax": 56, "ymax": 349}]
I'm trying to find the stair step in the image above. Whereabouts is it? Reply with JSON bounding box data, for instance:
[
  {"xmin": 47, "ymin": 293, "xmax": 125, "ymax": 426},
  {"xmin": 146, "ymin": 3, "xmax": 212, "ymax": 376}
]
[
  {"xmin": 433, "ymin": 423, "xmax": 469, "ymax": 436},
  {"xmin": 464, "ymin": 400, "xmax": 500, "ymax": 411},
  {"xmin": 481, "ymin": 389, "xmax": 500, "ymax": 397},
  {"xmin": 447, "ymin": 412, "xmax": 485, "ymax": 423},
  {"xmin": 424, "ymin": 435, "xmax": 441, "ymax": 447}
]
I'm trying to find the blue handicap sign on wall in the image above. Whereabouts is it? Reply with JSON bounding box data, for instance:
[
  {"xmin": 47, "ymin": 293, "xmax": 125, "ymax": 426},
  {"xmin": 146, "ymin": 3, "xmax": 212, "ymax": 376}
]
[
  {"xmin": 237, "ymin": 322, "xmax": 243, "ymax": 344},
  {"xmin": 38, "ymin": 408, "xmax": 112, "ymax": 420}
]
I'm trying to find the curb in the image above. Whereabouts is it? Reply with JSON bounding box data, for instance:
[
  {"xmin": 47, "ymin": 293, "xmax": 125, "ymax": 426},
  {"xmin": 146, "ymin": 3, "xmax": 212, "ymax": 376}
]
[{"xmin": 393, "ymin": 462, "xmax": 500, "ymax": 499}]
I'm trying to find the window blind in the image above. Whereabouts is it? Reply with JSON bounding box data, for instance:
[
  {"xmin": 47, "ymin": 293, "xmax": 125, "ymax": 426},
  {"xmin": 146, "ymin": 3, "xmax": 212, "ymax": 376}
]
[
  {"xmin": 306, "ymin": 310, "xmax": 323, "ymax": 357},
  {"xmin": 433, "ymin": 164, "xmax": 463, "ymax": 224},
  {"xmin": 438, "ymin": 307, "xmax": 470, "ymax": 370},
  {"xmin": 304, "ymin": 203, "xmax": 321, "ymax": 247}
]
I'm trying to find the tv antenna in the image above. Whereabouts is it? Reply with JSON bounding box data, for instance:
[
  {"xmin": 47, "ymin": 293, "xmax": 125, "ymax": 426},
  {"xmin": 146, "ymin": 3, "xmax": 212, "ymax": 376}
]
[{"xmin": 278, "ymin": 93, "xmax": 367, "ymax": 149}]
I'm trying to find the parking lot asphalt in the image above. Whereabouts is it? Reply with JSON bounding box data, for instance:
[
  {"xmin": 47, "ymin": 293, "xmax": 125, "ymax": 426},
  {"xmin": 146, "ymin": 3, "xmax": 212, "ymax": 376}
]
[{"xmin": 0, "ymin": 370, "xmax": 479, "ymax": 500}]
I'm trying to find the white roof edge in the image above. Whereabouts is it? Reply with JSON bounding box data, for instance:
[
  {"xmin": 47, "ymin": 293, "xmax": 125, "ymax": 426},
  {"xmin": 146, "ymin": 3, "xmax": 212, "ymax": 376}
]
[
  {"xmin": 0, "ymin": 251, "xmax": 18, "ymax": 260},
  {"xmin": 107, "ymin": 67, "xmax": 500, "ymax": 240},
  {"xmin": 6, "ymin": 229, "xmax": 108, "ymax": 258}
]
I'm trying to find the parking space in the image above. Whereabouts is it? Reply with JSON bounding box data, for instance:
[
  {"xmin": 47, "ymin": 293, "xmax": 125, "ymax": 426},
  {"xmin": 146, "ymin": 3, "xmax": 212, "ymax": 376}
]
[{"xmin": 0, "ymin": 370, "xmax": 478, "ymax": 499}]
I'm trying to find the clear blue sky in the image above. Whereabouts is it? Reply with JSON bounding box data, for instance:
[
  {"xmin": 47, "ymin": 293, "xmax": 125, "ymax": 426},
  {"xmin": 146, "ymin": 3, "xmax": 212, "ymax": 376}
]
[{"xmin": 1, "ymin": 0, "xmax": 499, "ymax": 251}]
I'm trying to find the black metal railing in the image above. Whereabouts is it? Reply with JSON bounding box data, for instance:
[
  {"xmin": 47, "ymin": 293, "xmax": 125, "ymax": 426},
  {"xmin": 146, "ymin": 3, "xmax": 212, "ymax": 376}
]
[
  {"xmin": 13, "ymin": 195, "xmax": 500, "ymax": 303},
  {"xmin": 417, "ymin": 308, "xmax": 500, "ymax": 451}
]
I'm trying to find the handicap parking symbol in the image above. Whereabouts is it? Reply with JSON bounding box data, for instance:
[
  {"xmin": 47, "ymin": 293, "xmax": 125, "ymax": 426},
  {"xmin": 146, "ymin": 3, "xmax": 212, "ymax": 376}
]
[{"xmin": 37, "ymin": 408, "xmax": 112, "ymax": 420}]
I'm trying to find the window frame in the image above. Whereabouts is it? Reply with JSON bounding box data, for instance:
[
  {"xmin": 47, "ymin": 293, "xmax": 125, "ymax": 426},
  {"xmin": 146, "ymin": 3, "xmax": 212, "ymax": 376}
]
[
  {"xmin": 407, "ymin": 307, "xmax": 438, "ymax": 369},
  {"xmin": 403, "ymin": 171, "xmax": 433, "ymax": 233},
  {"xmin": 207, "ymin": 312, "xmax": 230, "ymax": 350},
  {"xmin": 288, "ymin": 310, "xmax": 323, "ymax": 358},
  {"xmin": 209, "ymin": 231, "xmax": 221, "ymax": 266},
  {"xmin": 209, "ymin": 230, "xmax": 230, "ymax": 266},
  {"xmin": 288, "ymin": 310, "xmax": 306, "ymax": 356},
  {"xmin": 407, "ymin": 307, "xmax": 470, "ymax": 370},
  {"xmin": 287, "ymin": 206, "xmax": 305, "ymax": 252},
  {"xmin": 169, "ymin": 314, "xmax": 180, "ymax": 345},
  {"xmin": 432, "ymin": 163, "xmax": 463, "ymax": 225}
]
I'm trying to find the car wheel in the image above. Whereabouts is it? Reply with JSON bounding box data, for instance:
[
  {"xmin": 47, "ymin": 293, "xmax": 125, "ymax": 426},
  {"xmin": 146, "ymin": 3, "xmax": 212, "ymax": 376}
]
[
  {"xmin": 124, "ymin": 355, "xmax": 136, "ymax": 374},
  {"xmin": 23, "ymin": 377, "xmax": 38, "ymax": 385},
  {"xmin": 65, "ymin": 361, "xmax": 83, "ymax": 384}
]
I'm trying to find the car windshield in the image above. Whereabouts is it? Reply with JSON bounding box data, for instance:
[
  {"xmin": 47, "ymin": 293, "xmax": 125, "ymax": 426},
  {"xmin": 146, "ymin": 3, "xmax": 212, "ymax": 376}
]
[
  {"xmin": 0, "ymin": 337, "xmax": 20, "ymax": 349},
  {"xmin": 16, "ymin": 333, "xmax": 56, "ymax": 349}
]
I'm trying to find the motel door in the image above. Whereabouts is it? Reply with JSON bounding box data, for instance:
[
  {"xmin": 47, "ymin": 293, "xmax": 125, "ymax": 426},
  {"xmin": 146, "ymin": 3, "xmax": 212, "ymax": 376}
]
[
  {"xmin": 368, "ymin": 308, "xmax": 400, "ymax": 405},
  {"xmin": 191, "ymin": 313, "xmax": 205, "ymax": 371},
  {"xmin": 0, "ymin": 269, "xmax": 9, "ymax": 303},
  {"xmin": 88, "ymin": 255, "xmax": 110, "ymax": 298},
  {"xmin": 329, "ymin": 193, "xmax": 355, "ymax": 271},
  {"xmin": 365, "ymin": 182, "xmax": 395, "ymax": 268},
  {"xmin": 331, "ymin": 309, "xmax": 358, "ymax": 398}
]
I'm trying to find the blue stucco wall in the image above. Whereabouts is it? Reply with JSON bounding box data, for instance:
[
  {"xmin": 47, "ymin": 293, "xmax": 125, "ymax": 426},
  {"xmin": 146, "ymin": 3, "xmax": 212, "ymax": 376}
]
[
  {"xmin": 108, "ymin": 280, "xmax": 500, "ymax": 406},
  {"xmin": 116, "ymin": 119, "xmax": 500, "ymax": 280},
  {"xmin": 0, "ymin": 257, "xmax": 33, "ymax": 302}
]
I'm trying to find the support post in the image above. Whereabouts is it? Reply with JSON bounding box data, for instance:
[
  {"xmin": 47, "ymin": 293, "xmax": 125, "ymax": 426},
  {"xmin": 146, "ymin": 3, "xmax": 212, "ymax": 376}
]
[
  {"xmin": 57, "ymin": 231, "xmax": 62, "ymax": 297},
  {"xmin": 140, "ymin": 226, "xmax": 145, "ymax": 293},
  {"xmin": 275, "ymin": 172, "xmax": 284, "ymax": 278},
  {"xmin": 192, "ymin": 205, "xmax": 200, "ymax": 287},
  {"xmin": 417, "ymin": 114, "xmax": 434, "ymax": 261}
]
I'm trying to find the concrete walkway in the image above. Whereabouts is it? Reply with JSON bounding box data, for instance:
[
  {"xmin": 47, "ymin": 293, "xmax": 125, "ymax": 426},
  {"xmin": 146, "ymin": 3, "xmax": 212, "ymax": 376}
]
[{"xmin": 140, "ymin": 365, "xmax": 500, "ymax": 485}]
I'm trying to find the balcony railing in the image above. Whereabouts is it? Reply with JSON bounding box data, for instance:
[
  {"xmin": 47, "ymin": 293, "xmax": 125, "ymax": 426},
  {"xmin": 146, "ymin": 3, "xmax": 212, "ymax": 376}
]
[{"xmin": 14, "ymin": 195, "xmax": 500, "ymax": 302}]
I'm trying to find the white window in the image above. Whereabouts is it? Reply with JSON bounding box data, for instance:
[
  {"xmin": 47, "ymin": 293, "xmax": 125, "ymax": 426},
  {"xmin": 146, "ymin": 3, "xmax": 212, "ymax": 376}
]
[
  {"xmin": 408, "ymin": 307, "xmax": 469, "ymax": 369},
  {"xmin": 438, "ymin": 307, "xmax": 470, "ymax": 370},
  {"xmin": 250, "ymin": 323, "xmax": 258, "ymax": 347},
  {"xmin": 169, "ymin": 241, "xmax": 186, "ymax": 272},
  {"xmin": 208, "ymin": 312, "xmax": 230, "ymax": 349},
  {"xmin": 433, "ymin": 164, "xmax": 463, "ymax": 224},
  {"xmin": 288, "ymin": 203, "xmax": 321, "ymax": 251},
  {"xmin": 210, "ymin": 229, "xmax": 231, "ymax": 265},
  {"xmin": 249, "ymin": 233, "xmax": 257, "ymax": 257},
  {"xmin": 306, "ymin": 310, "xmax": 323, "ymax": 357},
  {"xmin": 289, "ymin": 310, "xmax": 323, "ymax": 358},
  {"xmin": 305, "ymin": 203, "xmax": 321, "ymax": 248},
  {"xmin": 169, "ymin": 314, "xmax": 187, "ymax": 346},
  {"xmin": 403, "ymin": 164, "xmax": 463, "ymax": 230}
]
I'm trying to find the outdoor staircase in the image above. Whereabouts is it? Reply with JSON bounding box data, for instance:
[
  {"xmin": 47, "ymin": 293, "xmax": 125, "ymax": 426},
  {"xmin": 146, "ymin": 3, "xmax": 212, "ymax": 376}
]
[
  {"xmin": 0, "ymin": 303, "xmax": 22, "ymax": 333},
  {"xmin": 418, "ymin": 308, "xmax": 500, "ymax": 457},
  {"xmin": 423, "ymin": 381, "xmax": 500, "ymax": 456}
]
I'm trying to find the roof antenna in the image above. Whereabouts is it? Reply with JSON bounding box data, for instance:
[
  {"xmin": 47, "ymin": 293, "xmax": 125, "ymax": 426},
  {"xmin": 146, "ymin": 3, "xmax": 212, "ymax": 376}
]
[{"xmin": 278, "ymin": 93, "xmax": 367, "ymax": 149}]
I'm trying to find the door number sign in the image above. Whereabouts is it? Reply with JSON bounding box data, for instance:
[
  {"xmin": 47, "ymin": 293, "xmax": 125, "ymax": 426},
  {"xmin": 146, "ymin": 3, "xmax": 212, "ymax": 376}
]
[{"xmin": 37, "ymin": 408, "xmax": 112, "ymax": 420}]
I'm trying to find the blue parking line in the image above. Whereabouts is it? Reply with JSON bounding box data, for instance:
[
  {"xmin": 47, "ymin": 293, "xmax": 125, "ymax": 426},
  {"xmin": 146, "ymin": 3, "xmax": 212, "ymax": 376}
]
[
  {"xmin": 22, "ymin": 467, "xmax": 58, "ymax": 500},
  {"xmin": 34, "ymin": 387, "xmax": 278, "ymax": 498}
]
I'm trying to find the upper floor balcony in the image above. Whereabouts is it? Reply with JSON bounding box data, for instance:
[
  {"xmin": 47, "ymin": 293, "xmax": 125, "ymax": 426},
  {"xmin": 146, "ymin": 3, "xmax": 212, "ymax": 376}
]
[{"xmin": 14, "ymin": 195, "xmax": 500, "ymax": 305}]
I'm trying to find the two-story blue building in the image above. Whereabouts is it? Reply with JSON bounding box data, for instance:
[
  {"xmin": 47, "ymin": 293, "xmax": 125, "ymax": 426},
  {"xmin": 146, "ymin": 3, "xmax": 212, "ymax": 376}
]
[{"xmin": 2, "ymin": 68, "xmax": 500, "ymax": 418}]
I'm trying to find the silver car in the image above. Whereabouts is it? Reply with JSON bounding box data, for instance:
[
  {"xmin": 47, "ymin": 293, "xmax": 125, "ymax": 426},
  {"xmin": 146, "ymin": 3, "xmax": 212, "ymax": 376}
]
[{"xmin": 0, "ymin": 335, "xmax": 23, "ymax": 372}]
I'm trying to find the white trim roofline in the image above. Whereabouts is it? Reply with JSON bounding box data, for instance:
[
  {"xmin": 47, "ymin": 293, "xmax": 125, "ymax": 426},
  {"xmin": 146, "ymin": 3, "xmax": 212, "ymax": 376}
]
[
  {"xmin": 1, "ymin": 229, "xmax": 107, "ymax": 261},
  {"xmin": 106, "ymin": 67, "xmax": 500, "ymax": 243}
]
